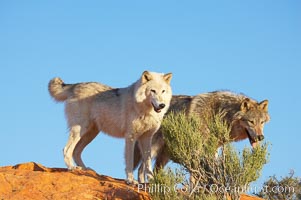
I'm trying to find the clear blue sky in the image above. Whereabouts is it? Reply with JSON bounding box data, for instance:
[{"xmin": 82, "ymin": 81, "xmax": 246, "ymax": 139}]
[{"xmin": 1, "ymin": 0, "xmax": 300, "ymax": 188}]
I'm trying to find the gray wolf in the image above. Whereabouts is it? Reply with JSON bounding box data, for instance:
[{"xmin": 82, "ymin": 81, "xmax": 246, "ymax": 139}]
[
  {"xmin": 48, "ymin": 71, "xmax": 173, "ymax": 184},
  {"xmin": 134, "ymin": 91, "xmax": 270, "ymax": 182}
]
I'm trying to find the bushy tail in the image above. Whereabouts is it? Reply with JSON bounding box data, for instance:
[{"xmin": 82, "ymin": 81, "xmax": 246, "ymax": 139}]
[{"xmin": 48, "ymin": 77, "xmax": 72, "ymax": 102}]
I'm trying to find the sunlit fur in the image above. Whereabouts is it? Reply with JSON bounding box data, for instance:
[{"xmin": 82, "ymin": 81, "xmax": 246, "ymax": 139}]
[{"xmin": 49, "ymin": 71, "xmax": 172, "ymax": 184}]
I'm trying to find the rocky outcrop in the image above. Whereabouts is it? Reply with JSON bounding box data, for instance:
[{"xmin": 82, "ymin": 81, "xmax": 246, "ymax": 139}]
[
  {"xmin": 0, "ymin": 162, "xmax": 263, "ymax": 200},
  {"xmin": 0, "ymin": 162, "xmax": 150, "ymax": 200}
]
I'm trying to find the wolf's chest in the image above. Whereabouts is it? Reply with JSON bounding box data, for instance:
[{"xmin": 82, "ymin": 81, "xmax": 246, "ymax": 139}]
[{"xmin": 131, "ymin": 115, "xmax": 161, "ymax": 136}]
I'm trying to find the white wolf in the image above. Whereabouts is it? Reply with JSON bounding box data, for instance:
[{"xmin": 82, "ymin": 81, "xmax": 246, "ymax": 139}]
[{"xmin": 48, "ymin": 71, "xmax": 173, "ymax": 184}]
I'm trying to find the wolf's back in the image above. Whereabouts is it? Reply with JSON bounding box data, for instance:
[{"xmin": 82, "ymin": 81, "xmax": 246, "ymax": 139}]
[{"xmin": 48, "ymin": 77, "xmax": 72, "ymax": 102}]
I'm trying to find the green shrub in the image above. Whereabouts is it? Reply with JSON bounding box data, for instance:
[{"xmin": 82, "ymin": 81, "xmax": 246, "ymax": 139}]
[
  {"xmin": 149, "ymin": 167, "xmax": 185, "ymax": 200},
  {"xmin": 256, "ymin": 171, "xmax": 301, "ymax": 200},
  {"xmin": 154, "ymin": 110, "xmax": 269, "ymax": 200}
]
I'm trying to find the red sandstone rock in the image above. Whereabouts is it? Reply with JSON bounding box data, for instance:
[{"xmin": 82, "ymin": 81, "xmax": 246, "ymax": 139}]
[
  {"xmin": 0, "ymin": 162, "xmax": 150, "ymax": 200},
  {"xmin": 240, "ymin": 194, "xmax": 264, "ymax": 200},
  {"xmin": 0, "ymin": 162, "xmax": 263, "ymax": 200}
]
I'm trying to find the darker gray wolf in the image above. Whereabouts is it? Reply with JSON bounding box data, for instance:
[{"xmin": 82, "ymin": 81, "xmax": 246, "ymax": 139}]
[{"xmin": 134, "ymin": 91, "xmax": 270, "ymax": 182}]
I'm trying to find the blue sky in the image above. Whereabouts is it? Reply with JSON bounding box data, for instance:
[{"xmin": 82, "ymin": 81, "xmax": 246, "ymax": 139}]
[{"xmin": 1, "ymin": 0, "xmax": 300, "ymax": 188}]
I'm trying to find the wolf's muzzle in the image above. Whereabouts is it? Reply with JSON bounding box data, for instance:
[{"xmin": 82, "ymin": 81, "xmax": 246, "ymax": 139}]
[
  {"xmin": 257, "ymin": 135, "xmax": 264, "ymax": 141},
  {"xmin": 152, "ymin": 103, "xmax": 166, "ymax": 113},
  {"xmin": 159, "ymin": 103, "xmax": 165, "ymax": 109}
]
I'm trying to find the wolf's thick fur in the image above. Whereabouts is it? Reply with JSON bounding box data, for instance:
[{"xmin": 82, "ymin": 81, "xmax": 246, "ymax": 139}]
[
  {"xmin": 49, "ymin": 71, "xmax": 172, "ymax": 184},
  {"xmin": 134, "ymin": 91, "xmax": 270, "ymax": 182}
]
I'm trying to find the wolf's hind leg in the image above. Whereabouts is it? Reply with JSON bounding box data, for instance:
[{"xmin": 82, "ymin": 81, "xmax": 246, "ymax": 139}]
[
  {"xmin": 73, "ymin": 125, "xmax": 99, "ymax": 169},
  {"xmin": 154, "ymin": 144, "xmax": 170, "ymax": 171},
  {"xmin": 137, "ymin": 162, "xmax": 145, "ymax": 183},
  {"xmin": 64, "ymin": 125, "xmax": 81, "ymax": 169}
]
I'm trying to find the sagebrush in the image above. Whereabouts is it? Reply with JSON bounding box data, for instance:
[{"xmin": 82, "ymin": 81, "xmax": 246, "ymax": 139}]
[
  {"xmin": 256, "ymin": 170, "xmax": 301, "ymax": 200},
  {"xmin": 150, "ymin": 110, "xmax": 269, "ymax": 200}
]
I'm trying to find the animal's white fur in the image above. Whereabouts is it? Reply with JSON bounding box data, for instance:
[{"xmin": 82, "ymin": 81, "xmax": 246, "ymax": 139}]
[{"xmin": 48, "ymin": 71, "xmax": 172, "ymax": 183}]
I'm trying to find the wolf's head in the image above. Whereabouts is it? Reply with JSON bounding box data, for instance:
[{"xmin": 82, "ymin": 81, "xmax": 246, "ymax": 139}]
[
  {"xmin": 135, "ymin": 71, "xmax": 172, "ymax": 114},
  {"xmin": 234, "ymin": 98, "xmax": 270, "ymax": 147}
]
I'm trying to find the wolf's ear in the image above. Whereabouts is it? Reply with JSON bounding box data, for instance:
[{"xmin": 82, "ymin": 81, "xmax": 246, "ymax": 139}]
[
  {"xmin": 163, "ymin": 73, "xmax": 172, "ymax": 84},
  {"xmin": 240, "ymin": 98, "xmax": 254, "ymax": 112},
  {"xmin": 141, "ymin": 71, "xmax": 152, "ymax": 84},
  {"xmin": 259, "ymin": 100, "xmax": 269, "ymax": 112}
]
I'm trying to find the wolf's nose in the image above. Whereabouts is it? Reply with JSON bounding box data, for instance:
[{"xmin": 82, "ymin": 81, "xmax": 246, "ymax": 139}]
[
  {"xmin": 159, "ymin": 103, "xmax": 165, "ymax": 109},
  {"xmin": 257, "ymin": 135, "xmax": 264, "ymax": 141}
]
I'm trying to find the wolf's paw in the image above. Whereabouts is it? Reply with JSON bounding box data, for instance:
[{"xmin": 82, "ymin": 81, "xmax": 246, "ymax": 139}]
[
  {"xmin": 146, "ymin": 172, "xmax": 154, "ymax": 181},
  {"xmin": 126, "ymin": 178, "xmax": 139, "ymax": 185},
  {"xmin": 68, "ymin": 166, "xmax": 83, "ymax": 170}
]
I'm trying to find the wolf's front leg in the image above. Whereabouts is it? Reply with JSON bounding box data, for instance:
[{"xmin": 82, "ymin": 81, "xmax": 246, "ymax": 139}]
[
  {"xmin": 125, "ymin": 137, "xmax": 138, "ymax": 185},
  {"xmin": 138, "ymin": 133, "xmax": 154, "ymax": 183}
]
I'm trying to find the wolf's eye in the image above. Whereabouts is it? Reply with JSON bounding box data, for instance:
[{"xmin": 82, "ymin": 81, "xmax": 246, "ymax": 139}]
[
  {"xmin": 248, "ymin": 120, "xmax": 255, "ymax": 124},
  {"xmin": 260, "ymin": 121, "xmax": 265, "ymax": 125},
  {"xmin": 162, "ymin": 90, "xmax": 165, "ymax": 93},
  {"xmin": 151, "ymin": 89, "xmax": 156, "ymax": 94}
]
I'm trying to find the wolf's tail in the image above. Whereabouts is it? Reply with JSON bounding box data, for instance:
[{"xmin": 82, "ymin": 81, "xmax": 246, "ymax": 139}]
[{"xmin": 48, "ymin": 77, "xmax": 73, "ymax": 102}]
